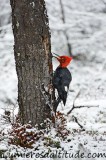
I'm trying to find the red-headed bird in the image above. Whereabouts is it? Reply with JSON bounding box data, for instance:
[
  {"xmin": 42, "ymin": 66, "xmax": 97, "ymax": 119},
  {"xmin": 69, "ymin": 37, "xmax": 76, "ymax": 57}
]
[{"xmin": 53, "ymin": 53, "xmax": 72, "ymax": 111}]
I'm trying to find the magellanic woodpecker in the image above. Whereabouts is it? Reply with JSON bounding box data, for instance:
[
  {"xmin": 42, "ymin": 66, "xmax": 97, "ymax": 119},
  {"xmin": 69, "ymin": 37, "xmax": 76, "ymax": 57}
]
[{"xmin": 52, "ymin": 53, "xmax": 72, "ymax": 112}]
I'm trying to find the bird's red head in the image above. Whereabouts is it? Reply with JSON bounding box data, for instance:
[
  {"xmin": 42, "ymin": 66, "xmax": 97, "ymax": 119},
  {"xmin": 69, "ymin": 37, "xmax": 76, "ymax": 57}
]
[
  {"xmin": 53, "ymin": 53, "xmax": 72, "ymax": 68},
  {"xmin": 57, "ymin": 56, "xmax": 72, "ymax": 68}
]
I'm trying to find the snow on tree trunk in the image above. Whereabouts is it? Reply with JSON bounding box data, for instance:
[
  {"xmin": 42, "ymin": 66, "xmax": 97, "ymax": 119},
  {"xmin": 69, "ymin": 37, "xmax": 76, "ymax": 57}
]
[{"xmin": 10, "ymin": 0, "xmax": 54, "ymax": 126}]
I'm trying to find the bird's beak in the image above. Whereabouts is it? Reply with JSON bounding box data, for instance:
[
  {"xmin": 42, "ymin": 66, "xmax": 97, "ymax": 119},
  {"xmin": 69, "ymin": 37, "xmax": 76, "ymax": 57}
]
[
  {"xmin": 53, "ymin": 53, "xmax": 60, "ymax": 57},
  {"xmin": 52, "ymin": 53, "xmax": 60, "ymax": 59}
]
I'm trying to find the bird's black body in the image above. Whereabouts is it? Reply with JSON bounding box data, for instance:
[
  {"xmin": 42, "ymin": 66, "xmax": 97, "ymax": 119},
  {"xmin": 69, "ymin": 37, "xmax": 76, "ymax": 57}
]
[{"xmin": 53, "ymin": 67, "xmax": 72, "ymax": 106}]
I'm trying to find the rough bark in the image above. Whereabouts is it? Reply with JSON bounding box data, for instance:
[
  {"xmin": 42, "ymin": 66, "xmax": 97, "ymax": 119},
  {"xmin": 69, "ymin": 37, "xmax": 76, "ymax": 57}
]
[{"xmin": 10, "ymin": 0, "xmax": 54, "ymax": 126}]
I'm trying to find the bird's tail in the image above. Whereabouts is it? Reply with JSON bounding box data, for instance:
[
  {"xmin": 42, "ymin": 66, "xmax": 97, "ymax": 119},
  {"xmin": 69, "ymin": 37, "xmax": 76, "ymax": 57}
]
[
  {"xmin": 62, "ymin": 91, "xmax": 67, "ymax": 106},
  {"xmin": 58, "ymin": 89, "xmax": 67, "ymax": 106}
]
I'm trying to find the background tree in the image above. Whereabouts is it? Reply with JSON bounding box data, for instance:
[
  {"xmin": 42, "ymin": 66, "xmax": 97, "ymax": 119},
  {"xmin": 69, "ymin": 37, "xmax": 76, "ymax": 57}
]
[
  {"xmin": 59, "ymin": 0, "xmax": 72, "ymax": 56},
  {"xmin": 10, "ymin": 0, "xmax": 54, "ymax": 126}
]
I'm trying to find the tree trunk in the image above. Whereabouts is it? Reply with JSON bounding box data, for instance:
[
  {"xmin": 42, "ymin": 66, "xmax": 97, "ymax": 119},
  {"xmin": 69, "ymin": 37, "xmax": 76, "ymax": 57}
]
[{"xmin": 10, "ymin": 0, "xmax": 54, "ymax": 127}]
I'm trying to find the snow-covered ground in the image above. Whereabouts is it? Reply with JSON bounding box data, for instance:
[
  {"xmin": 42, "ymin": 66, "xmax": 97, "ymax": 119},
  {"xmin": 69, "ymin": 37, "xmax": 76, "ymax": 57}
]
[{"xmin": 0, "ymin": 0, "xmax": 106, "ymax": 159}]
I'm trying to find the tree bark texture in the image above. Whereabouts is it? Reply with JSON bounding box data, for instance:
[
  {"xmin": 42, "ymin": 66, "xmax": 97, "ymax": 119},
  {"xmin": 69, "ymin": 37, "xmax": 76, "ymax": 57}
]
[{"xmin": 10, "ymin": 0, "xmax": 54, "ymax": 126}]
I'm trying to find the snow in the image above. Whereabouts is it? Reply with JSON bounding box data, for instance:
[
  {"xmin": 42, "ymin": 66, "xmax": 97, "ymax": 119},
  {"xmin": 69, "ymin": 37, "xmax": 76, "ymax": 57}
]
[
  {"xmin": 30, "ymin": 2, "xmax": 35, "ymax": 8},
  {"xmin": 0, "ymin": 0, "xmax": 106, "ymax": 159}
]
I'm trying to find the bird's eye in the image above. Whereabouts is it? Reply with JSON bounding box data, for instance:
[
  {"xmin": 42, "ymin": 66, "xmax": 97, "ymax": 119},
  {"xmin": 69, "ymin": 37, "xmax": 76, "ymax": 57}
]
[{"xmin": 61, "ymin": 58, "xmax": 65, "ymax": 63}]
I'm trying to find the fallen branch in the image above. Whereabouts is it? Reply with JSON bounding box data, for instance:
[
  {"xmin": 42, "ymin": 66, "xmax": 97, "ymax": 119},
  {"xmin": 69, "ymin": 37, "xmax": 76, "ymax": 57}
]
[
  {"xmin": 72, "ymin": 115, "xmax": 85, "ymax": 131},
  {"xmin": 67, "ymin": 90, "xmax": 99, "ymax": 115}
]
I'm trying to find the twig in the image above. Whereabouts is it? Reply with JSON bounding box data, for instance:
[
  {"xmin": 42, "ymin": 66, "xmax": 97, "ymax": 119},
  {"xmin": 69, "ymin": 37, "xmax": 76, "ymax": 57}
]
[
  {"xmin": 67, "ymin": 90, "xmax": 80, "ymax": 115},
  {"xmin": 67, "ymin": 91, "xmax": 99, "ymax": 115},
  {"xmin": 72, "ymin": 115, "xmax": 85, "ymax": 131}
]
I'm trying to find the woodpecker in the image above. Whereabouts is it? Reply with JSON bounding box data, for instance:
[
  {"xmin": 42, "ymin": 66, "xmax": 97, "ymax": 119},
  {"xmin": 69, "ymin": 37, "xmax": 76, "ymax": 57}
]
[{"xmin": 53, "ymin": 53, "xmax": 72, "ymax": 110}]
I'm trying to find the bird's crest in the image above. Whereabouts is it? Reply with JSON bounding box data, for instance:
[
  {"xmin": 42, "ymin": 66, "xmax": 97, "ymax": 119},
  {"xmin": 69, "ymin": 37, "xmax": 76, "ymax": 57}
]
[{"xmin": 52, "ymin": 53, "xmax": 72, "ymax": 68}]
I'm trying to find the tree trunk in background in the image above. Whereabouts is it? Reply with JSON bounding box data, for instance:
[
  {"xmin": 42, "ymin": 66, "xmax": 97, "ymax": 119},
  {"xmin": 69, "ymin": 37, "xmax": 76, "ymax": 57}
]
[
  {"xmin": 10, "ymin": 0, "xmax": 54, "ymax": 127},
  {"xmin": 59, "ymin": 0, "xmax": 72, "ymax": 56}
]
